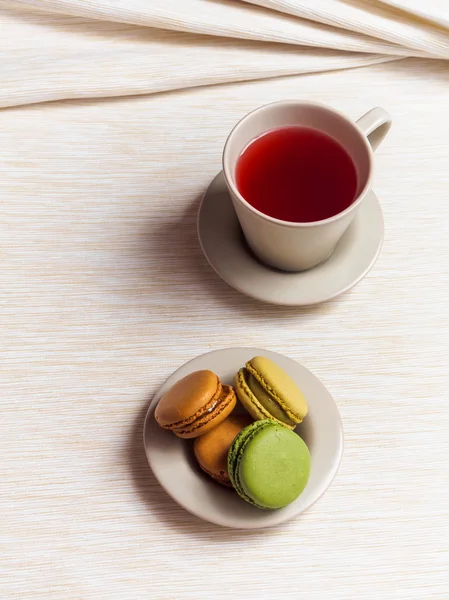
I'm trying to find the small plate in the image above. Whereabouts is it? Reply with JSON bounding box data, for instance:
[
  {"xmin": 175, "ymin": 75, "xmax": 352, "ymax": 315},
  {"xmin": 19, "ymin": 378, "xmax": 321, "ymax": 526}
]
[
  {"xmin": 197, "ymin": 172, "xmax": 384, "ymax": 306},
  {"xmin": 144, "ymin": 348, "xmax": 343, "ymax": 529}
]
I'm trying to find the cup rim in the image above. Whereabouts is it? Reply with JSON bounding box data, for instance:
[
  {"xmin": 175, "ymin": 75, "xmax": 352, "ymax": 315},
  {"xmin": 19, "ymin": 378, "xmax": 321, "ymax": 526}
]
[{"xmin": 222, "ymin": 100, "xmax": 374, "ymax": 229}]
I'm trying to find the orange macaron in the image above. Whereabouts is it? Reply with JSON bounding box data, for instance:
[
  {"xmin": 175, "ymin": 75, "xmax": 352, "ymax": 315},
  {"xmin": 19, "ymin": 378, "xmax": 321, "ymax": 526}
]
[
  {"xmin": 154, "ymin": 370, "xmax": 236, "ymax": 439},
  {"xmin": 193, "ymin": 413, "xmax": 253, "ymax": 486}
]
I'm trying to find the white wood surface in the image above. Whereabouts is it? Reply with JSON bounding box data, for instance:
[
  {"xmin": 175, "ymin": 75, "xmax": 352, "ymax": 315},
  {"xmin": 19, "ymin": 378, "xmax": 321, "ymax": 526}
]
[{"xmin": 1, "ymin": 58, "xmax": 448, "ymax": 599}]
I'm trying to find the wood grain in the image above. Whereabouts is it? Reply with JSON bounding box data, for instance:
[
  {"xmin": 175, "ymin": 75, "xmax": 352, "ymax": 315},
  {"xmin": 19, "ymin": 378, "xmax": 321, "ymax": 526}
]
[{"xmin": 1, "ymin": 58, "xmax": 449, "ymax": 599}]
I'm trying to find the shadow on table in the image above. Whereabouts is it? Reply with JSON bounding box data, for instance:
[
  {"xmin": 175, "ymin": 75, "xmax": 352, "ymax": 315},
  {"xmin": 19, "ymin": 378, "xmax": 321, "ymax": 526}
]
[
  {"xmin": 128, "ymin": 399, "xmax": 284, "ymax": 541},
  {"xmin": 142, "ymin": 191, "xmax": 348, "ymax": 323}
]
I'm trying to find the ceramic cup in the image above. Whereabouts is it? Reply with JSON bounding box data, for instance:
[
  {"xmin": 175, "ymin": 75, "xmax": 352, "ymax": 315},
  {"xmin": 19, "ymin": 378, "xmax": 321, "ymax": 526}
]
[{"xmin": 222, "ymin": 101, "xmax": 391, "ymax": 272}]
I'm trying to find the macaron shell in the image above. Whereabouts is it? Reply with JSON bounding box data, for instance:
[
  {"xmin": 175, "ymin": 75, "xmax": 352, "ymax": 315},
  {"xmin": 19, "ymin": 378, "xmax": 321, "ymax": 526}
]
[
  {"xmin": 234, "ymin": 369, "xmax": 295, "ymax": 428},
  {"xmin": 173, "ymin": 385, "xmax": 237, "ymax": 439},
  {"xmin": 228, "ymin": 420, "xmax": 274, "ymax": 506},
  {"xmin": 155, "ymin": 370, "xmax": 221, "ymax": 428},
  {"xmin": 247, "ymin": 356, "xmax": 308, "ymax": 422},
  {"xmin": 246, "ymin": 372, "xmax": 296, "ymax": 427},
  {"xmin": 193, "ymin": 413, "xmax": 253, "ymax": 486},
  {"xmin": 239, "ymin": 423, "xmax": 311, "ymax": 509},
  {"xmin": 234, "ymin": 370, "xmax": 269, "ymax": 422}
]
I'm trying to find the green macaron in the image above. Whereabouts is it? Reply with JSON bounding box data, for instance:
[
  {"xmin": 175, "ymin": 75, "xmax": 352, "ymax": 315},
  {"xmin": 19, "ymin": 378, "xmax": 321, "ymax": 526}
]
[
  {"xmin": 234, "ymin": 356, "xmax": 308, "ymax": 428},
  {"xmin": 228, "ymin": 420, "xmax": 311, "ymax": 510}
]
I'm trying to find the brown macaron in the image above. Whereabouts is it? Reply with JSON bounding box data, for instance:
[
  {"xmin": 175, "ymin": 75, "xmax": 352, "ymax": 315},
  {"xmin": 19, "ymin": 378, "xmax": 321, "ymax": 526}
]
[
  {"xmin": 154, "ymin": 370, "xmax": 236, "ymax": 439},
  {"xmin": 193, "ymin": 413, "xmax": 253, "ymax": 486}
]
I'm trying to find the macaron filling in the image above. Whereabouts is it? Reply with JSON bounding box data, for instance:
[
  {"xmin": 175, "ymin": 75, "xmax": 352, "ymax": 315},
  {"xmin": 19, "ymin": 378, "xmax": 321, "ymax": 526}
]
[
  {"xmin": 162, "ymin": 378, "xmax": 222, "ymax": 431},
  {"xmin": 236, "ymin": 368, "xmax": 296, "ymax": 428},
  {"xmin": 172, "ymin": 385, "xmax": 234, "ymax": 435},
  {"xmin": 246, "ymin": 361, "xmax": 304, "ymax": 423},
  {"xmin": 247, "ymin": 369, "xmax": 297, "ymax": 426}
]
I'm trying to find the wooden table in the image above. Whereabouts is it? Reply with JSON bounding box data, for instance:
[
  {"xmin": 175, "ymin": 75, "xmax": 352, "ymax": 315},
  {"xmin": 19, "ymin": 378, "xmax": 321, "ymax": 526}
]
[{"xmin": 1, "ymin": 58, "xmax": 448, "ymax": 599}]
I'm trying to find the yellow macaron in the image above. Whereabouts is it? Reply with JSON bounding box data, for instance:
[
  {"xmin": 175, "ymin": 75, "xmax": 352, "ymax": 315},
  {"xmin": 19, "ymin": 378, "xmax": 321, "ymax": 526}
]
[{"xmin": 234, "ymin": 356, "xmax": 308, "ymax": 428}]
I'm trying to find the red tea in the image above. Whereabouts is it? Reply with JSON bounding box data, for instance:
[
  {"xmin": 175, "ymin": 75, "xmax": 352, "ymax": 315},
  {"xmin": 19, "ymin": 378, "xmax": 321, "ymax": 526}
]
[{"xmin": 235, "ymin": 126, "xmax": 358, "ymax": 223}]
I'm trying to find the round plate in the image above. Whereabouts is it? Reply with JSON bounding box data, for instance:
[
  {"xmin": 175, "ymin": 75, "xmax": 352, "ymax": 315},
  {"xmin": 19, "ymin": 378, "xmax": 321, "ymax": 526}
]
[
  {"xmin": 197, "ymin": 172, "xmax": 384, "ymax": 306},
  {"xmin": 144, "ymin": 348, "xmax": 343, "ymax": 529}
]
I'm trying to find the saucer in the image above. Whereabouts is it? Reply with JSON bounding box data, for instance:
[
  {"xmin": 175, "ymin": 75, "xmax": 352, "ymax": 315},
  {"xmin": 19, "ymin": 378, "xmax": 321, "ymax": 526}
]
[
  {"xmin": 197, "ymin": 172, "xmax": 384, "ymax": 306},
  {"xmin": 144, "ymin": 347, "xmax": 343, "ymax": 529}
]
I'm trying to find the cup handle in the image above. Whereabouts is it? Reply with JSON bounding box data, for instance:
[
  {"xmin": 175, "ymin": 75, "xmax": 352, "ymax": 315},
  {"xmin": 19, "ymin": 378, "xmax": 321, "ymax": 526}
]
[{"xmin": 356, "ymin": 107, "xmax": 392, "ymax": 151}]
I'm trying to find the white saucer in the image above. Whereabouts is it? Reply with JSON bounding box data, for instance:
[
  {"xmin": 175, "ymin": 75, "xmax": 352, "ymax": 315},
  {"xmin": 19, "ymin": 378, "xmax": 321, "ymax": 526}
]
[
  {"xmin": 197, "ymin": 172, "xmax": 384, "ymax": 306},
  {"xmin": 144, "ymin": 347, "xmax": 343, "ymax": 529}
]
